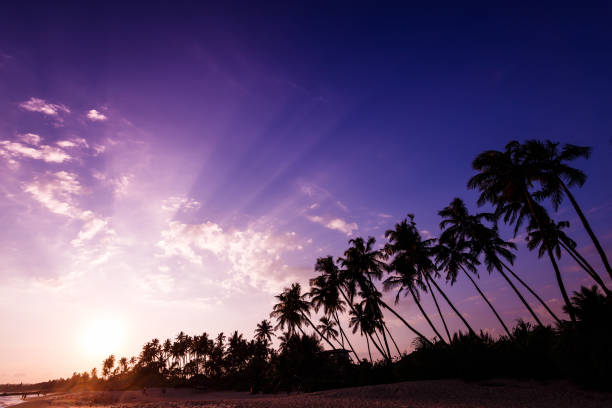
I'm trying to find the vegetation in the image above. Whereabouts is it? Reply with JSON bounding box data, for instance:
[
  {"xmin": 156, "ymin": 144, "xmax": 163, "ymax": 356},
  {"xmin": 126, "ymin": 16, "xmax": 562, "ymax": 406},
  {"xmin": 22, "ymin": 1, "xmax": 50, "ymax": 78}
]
[{"xmin": 8, "ymin": 139, "xmax": 611, "ymax": 394}]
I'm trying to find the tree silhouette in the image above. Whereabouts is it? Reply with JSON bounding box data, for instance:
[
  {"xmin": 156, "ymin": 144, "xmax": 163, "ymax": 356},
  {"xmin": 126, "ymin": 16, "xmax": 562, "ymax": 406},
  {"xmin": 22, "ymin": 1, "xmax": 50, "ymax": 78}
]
[
  {"xmin": 440, "ymin": 197, "xmax": 546, "ymax": 326},
  {"xmin": 384, "ymin": 216, "xmax": 446, "ymax": 343},
  {"xmin": 254, "ymin": 320, "xmax": 274, "ymax": 344},
  {"xmin": 524, "ymin": 140, "xmax": 612, "ymax": 280},
  {"xmin": 270, "ymin": 283, "xmax": 336, "ymax": 349},
  {"xmin": 435, "ymin": 233, "xmax": 512, "ymax": 338},
  {"xmin": 468, "ymin": 141, "xmax": 575, "ymax": 322}
]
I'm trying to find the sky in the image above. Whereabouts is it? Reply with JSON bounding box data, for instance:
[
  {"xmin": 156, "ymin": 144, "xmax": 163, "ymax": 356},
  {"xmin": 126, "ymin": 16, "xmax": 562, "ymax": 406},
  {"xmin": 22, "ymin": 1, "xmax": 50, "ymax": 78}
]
[{"xmin": 1, "ymin": 2, "xmax": 611, "ymax": 383}]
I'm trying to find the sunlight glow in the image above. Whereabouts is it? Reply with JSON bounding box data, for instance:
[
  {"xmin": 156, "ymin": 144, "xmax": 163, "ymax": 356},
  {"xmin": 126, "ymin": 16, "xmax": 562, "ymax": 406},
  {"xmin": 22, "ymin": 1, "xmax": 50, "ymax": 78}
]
[{"xmin": 79, "ymin": 317, "xmax": 125, "ymax": 359}]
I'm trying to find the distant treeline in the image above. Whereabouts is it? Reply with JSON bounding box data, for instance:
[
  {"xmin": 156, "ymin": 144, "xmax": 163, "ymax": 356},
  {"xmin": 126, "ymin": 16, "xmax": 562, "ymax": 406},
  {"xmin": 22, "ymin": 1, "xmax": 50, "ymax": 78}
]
[{"xmin": 12, "ymin": 140, "xmax": 612, "ymax": 392}]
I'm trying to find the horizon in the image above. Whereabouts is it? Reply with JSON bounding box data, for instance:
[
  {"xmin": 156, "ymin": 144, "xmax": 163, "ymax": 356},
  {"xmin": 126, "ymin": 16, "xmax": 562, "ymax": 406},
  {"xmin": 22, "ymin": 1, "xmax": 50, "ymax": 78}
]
[{"xmin": 1, "ymin": 2, "xmax": 612, "ymax": 384}]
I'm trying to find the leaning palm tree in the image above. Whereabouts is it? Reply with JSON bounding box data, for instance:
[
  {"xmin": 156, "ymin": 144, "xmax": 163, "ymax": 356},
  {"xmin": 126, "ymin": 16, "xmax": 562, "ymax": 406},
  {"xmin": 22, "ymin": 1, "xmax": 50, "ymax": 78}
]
[
  {"xmin": 435, "ymin": 236, "xmax": 512, "ymax": 338},
  {"xmin": 525, "ymin": 208, "xmax": 578, "ymax": 321},
  {"xmin": 309, "ymin": 268, "xmax": 360, "ymax": 360},
  {"xmin": 340, "ymin": 237, "xmax": 432, "ymax": 348},
  {"xmin": 524, "ymin": 139, "xmax": 612, "ymax": 280},
  {"xmin": 440, "ymin": 197, "xmax": 547, "ymax": 326},
  {"xmin": 270, "ymin": 283, "xmax": 336, "ymax": 349},
  {"xmin": 359, "ymin": 286, "xmax": 393, "ymax": 361},
  {"xmin": 254, "ymin": 319, "xmax": 274, "ymax": 344},
  {"xmin": 348, "ymin": 302, "xmax": 387, "ymax": 363},
  {"xmin": 534, "ymin": 217, "xmax": 610, "ymax": 295},
  {"xmin": 339, "ymin": 237, "xmax": 394, "ymax": 358},
  {"xmin": 317, "ymin": 316, "xmax": 340, "ymax": 345},
  {"xmin": 383, "ymin": 216, "xmax": 446, "ymax": 343},
  {"xmin": 468, "ymin": 141, "xmax": 574, "ymax": 322}
]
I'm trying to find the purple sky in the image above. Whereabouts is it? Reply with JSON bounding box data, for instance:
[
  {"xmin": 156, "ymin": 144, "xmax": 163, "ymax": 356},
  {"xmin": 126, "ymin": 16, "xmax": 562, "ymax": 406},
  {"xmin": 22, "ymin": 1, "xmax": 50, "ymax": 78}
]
[{"xmin": 1, "ymin": 3, "xmax": 611, "ymax": 383}]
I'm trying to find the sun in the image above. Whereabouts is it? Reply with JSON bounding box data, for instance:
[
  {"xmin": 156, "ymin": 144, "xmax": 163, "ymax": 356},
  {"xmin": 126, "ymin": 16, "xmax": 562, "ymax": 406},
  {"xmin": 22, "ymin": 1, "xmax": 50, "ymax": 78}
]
[{"xmin": 79, "ymin": 317, "xmax": 125, "ymax": 358}]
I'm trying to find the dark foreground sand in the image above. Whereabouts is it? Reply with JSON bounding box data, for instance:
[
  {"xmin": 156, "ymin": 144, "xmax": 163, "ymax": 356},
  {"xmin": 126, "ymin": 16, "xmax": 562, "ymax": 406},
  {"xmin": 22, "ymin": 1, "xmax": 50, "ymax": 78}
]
[{"xmin": 14, "ymin": 379, "xmax": 612, "ymax": 408}]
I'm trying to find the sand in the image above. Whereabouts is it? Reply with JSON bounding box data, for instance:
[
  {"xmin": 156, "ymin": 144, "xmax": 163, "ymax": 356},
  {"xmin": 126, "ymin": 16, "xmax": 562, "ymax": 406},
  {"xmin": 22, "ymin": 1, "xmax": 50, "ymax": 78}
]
[{"xmin": 13, "ymin": 379, "xmax": 612, "ymax": 408}]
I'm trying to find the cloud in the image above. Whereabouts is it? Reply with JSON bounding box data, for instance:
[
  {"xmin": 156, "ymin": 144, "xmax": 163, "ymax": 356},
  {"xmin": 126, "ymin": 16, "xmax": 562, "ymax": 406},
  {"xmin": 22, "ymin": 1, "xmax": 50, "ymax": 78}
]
[
  {"xmin": 157, "ymin": 221, "xmax": 302, "ymax": 291},
  {"xmin": 306, "ymin": 215, "xmax": 358, "ymax": 236},
  {"xmin": 56, "ymin": 138, "xmax": 88, "ymax": 149},
  {"xmin": 19, "ymin": 97, "xmax": 70, "ymax": 116},
  {"xmin": 0, "ymin": 140, "xmax": 71, "ymax": 164},
  {"xmin": 161, "ymin": 196, "xmax": 201, "ymax": 213},
  {"xmin": 70, "ymin": 211, "xmax": 109, "ymax": 246},
  {"xmin": 23, "ymin": 171, "xmax": 82, "ymax": 217},
  {"xmin": 18, "ymin": 133, "xmax": 41, "ymax": 145},
  {"xmin": 23, "ymin": 171, "xmax": 114, "ymax": 247},
  {"xmin": 86, "ymin": 109, "xmax": 107, "ymax": 121},
  {"xmin": 420, "ymin": 229, "xmax": 433, "ymax": 239},
  {"xmin": 336, "ymin": 201, "xmax": 348, "ymax": 211},
  {"xmin": 112, "ymin": 174, "xmax": 132, "ymax": 197}
]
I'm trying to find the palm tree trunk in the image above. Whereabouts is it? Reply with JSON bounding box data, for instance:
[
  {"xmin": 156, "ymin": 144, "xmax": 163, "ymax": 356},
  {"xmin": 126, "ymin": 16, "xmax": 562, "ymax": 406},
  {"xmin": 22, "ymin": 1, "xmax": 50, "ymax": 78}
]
[
  {"xmin": 379, "ymin": 322, "xmax": 393, "ymax": 361},
  {"xmin": 523, "ymin": 191, "xmax": 576, "ymax": 322},
  {"xmin": 561, "ymin": 181, "xmax": 612, "ymax": 280},
  {"xmin": 461, "ymin": 266, "xmax": 512, "ymax": 337},
  {"xmin": 301, "ymin": 314, "xmax": 337, "ymax": 350},
  {"xmin": 378, "ymin": 299, "xmax": 433, "ymax": 345},
  {"xmin": 546, "ymin": 250, "xmax": 576, "ymax": 322},
  {"xmin": 560, "ymin": 241, "xmax": 611, "ymax": 294},
  {"xmin": 425, "ymin": 275, "xmax": 452, "ymax": 342},
  {"xmin": 495, "ymin": 266, "xmax": 544, "ymax": 327},
  {"xmin": 429, "ymin": 276, "xmax": 475, "ymax": 335},
  {"xmin": 408, "ymin": 285, "xmax": 446, "ymax": 343},
  {"xmin": 384, "ymin": 323, "xmax": 402, "ymax": 356},
  {"xmin": 372, "ymin": 330, "xmax": 390, "ymax": 360},
  {"xmin": 365, "ymin": 335, "xmax": 372, "ymax": 363},
  {"xmin": 333, "ymin": 312, "xmax": 360, "ymax": 361},
  {"xmin": 339, "ymin": 286, "xmax": 413, "ymax": 354},
  {"xmin": 367, "ymin": 330, "xmax": 388, "ymax": 361},
  {"xmin": 501, "ymin": 262, "xmax": 562, "ymax": 325}
]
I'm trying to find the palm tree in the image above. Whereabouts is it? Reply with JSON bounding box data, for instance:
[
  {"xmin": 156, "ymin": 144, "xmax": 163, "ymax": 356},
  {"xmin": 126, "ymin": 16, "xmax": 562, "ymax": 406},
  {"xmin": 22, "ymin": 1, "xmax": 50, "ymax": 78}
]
[
  {"xmin": 423, "ymin": 274, "xmax": 452, "ymax": 342},
  {"xmin": 254, "ymin": 320, "xmax": 274, "ymax": 344},
  {"xmin": 524, "ymin": 140, "xmax": 612, "ymax": 280},
  {"xmin": 118, "ymin": 357, "xmax": 128, "ymax": 374},
  {"xmin": 270, "ymin": 283, "xmax": 336, "ymax": 349},
  {"xmin": 526, "ymin": 208, "xmax": 577, "ymax": 321},
  {"xmin": 102, "ymin": 354, "xmax": 115, "ymax": 379},
  {"xmin": 435, "ymin": 236, "xmax": 513, "ymax": 338},
  {"xmin": 340, "ymin": 237, "xmax": 431, "ymax": 348},
  {"xmin": 348, "ymin": 302, "xmax": 386, "ymax": 363},
  {"xmin": 468, "ymin": 141, "xmax": 574, "ymax": 322},
  {"xmin": 440, "ymin": 198, "xmax": 546, "ymax": 326},
  {"xmin": 317, "ymin": 316, "xmax": 340, "ymax": 345},
  {"xmin": 383, "ymin": 216, "xmax": 446, "ymax": 342},
  {"xmin": 533, "ymin": 217, "xmax": 610, "ymax": 295},
  {"xmin": 309, "ymin": 266, "xmax": 360, "ymax": 361},
  {"xmin": 278, "ymin": 331, "xmax": 293, "ymax": 353},
  {"xmin": 359, "ymin": 286, "xmax": 392, "ymax": 361}
]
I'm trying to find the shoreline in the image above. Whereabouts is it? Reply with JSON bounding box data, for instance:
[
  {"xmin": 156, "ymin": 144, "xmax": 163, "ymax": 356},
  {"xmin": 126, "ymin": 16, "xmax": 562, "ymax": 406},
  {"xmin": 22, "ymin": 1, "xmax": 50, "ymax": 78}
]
[{"xmin": 9, "ymin": 379, "xmax": 612, "ymax": 408}]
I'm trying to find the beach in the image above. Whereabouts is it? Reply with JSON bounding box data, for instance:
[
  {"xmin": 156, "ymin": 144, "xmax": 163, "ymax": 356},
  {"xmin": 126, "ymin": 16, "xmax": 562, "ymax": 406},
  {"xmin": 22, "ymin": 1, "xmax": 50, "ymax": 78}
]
[{"xmin": 11, "ymin": 379, "xmax": 612, "ymax": 408}]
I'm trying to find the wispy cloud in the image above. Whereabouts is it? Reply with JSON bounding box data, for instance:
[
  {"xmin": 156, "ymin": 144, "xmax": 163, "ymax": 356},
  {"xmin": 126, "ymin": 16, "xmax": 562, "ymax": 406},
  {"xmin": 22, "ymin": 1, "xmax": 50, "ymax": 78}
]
[
  {"xmin": 0, "ymin": 140, "xmax": 71, "ymax": 164},
  {"xmin": 18, "ymin": 133, "xmax": 42, "ymax": 145},
  {"xmin": 157, "ymin": 220, "xmax": 303, "ymax": 292},
  {"xmin": 161, "ymin": 196, "xmax": 201, "ymax": 213},
  {"xmin": 23, "ymin": 171, "xmax": 82, "ymax": 217},
  {"xmin": 19, "ymin": 97, "xmax": 70, "ymax": 116},
  {"xmin": 306, "ymin": 214, "xmax": 358, "ymax": 236},
  {"xmin": 23, "ymin": 171, "xmax": 114, "ymax": 248}
]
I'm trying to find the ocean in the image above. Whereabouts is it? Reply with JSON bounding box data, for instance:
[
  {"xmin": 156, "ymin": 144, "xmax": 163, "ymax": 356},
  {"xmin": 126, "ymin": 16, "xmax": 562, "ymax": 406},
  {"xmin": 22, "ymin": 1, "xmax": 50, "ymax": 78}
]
[{"xmin": 0, "ymin": 395, "xmax": 24, "ymax": 407}]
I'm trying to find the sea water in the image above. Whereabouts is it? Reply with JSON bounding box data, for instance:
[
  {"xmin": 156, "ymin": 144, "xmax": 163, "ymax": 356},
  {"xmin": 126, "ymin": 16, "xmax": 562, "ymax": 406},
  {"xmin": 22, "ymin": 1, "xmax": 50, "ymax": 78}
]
[{"xmin": 0, "ymin": 395, "xmax": 24, "ymax": 407}]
